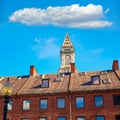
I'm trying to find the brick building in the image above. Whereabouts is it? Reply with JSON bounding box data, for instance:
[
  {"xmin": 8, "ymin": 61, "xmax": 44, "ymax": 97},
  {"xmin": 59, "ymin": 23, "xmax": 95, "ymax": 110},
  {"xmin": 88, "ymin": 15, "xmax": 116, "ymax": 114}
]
[{"xmin": 0, "ymin": 34, "xmax": 120, "ymax": 120}]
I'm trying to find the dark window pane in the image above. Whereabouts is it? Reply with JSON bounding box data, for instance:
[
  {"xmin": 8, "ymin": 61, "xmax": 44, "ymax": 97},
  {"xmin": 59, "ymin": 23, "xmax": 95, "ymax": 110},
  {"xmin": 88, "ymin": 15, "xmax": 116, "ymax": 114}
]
[
  {"xmin": 40, "ymin": 99, "xmax": 48, "ymax": 109},
  {"xmin": 116, "ymin": 115, "xmax": 120, "ymax": 120},
  {"xmin": 40, "ymin": 118, "xmax": 48, "ymax": 120},
  {"xmin": 8, "ymin": 100, "xmax": 13, "ymax": 110},
  {"xmin": 22, "ymin": 119, "xmax": 29, "ymax": 120},
  {"xmin": 23, "ymin": 100, "xmax": 30, "ymax": 110},
  {"xmin": 76, "ymin": 97, "xmax": 84, "ymax": 108},
  {"xmin": 92, "ymin": 76, "xmax": 100, "ymax": 84},
  {"xmin": 96, "ymin": 116, "xmax": 105, "ymax": 120},
  {"xmin": 57, "ymin": 98, "xmax": 65, "ymax": 108},
  {"xmin": 41, "ymin": 79, "xmax": 49, "ymax": 88},
  {"xmin": 113, "ymin": 96, "xmax": 120, "ymax": 105},
  {"xmin": 76, "ymin": 116, "xmax": 85, "ymax": 120},
  {"xmin": 94, "ymin": 96, "xmax": 103, "ymax": 106},
  {"xmin": 57, "ymin": 117, "xmax": 66, "ymax": 120}
]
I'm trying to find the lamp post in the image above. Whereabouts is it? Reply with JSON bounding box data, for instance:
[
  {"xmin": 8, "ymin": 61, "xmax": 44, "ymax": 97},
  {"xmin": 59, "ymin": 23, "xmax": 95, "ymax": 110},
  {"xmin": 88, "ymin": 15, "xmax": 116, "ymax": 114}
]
[{"xmin": 1, "ymin": 78, "xmax": 13, "ymax": 120}]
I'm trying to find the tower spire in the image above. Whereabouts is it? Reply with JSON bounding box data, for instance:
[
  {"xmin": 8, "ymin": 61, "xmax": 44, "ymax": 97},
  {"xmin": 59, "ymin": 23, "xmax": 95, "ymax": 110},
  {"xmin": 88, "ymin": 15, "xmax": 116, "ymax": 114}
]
[
  {"xmin": 61, "ymin": 33, "xmax": 74, "ymax": 54},
  {"xmin": 62, "ymin": 33, "xmax": 73, "ymax": 48},
  {"xmin": 59, "ymin": 33, "xmax": 75, "ymax": 73}
]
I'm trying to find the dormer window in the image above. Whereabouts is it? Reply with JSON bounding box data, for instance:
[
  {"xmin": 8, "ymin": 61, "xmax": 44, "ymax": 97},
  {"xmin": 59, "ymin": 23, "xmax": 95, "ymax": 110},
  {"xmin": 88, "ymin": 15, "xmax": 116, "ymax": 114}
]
[
  {"xmin": 41, "ymin": 79, "xmax": 49, "ymax": 88},
  {"xmin": 92, "ymin": 75, "xmax": 100, "ymax": 85}
]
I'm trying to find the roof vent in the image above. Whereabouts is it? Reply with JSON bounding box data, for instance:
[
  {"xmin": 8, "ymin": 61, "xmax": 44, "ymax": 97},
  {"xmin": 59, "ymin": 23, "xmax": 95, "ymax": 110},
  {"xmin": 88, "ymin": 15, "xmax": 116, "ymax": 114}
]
[
  {"xmin": 0, "ymin": 77, "xmax": 4, "ymax": 81},
  {"xmin": 102, "ymin": 79, "xmax": 111, "ymax": 84},
  {"xmin": 79, "ymin": 72, "xmax": 86, "ymax": 76},
  {"xmin": 53, "ymin": 79, "xmax": 61, "ymax": 82},
  {"xmin": 56, "ymin": 73, "xmax": 64, "ymax": 82},
  {"xmin": 57, "ymin": 73, "xmax": 64, "ymax": 77},
  {"xmin": 35, "ymin": 75, "xmax": 41, "ymax": 80},
  {"xmin": 41, "ymin": 74, "xmax": 46, "ymax": 79},
  {"xmin": 100, "ymin": 71, "xmax": 108, "ymax": 75},
  {"xmin": 16, "ymin": 76, "xmax": 21, "ymax": 80}
]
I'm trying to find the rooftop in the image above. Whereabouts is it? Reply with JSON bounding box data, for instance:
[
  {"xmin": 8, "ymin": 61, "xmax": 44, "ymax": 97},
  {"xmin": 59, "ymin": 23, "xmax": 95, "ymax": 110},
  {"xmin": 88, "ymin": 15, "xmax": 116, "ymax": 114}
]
[{"xmin": 0, "ymin": 61, "xmax": 120, "ymax": 96}]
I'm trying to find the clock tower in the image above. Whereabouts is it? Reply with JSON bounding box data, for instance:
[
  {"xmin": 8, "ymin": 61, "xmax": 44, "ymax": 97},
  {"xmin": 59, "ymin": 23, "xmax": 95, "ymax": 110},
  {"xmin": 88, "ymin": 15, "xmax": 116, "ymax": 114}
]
[{"xmin": 59, "ymin": 33, "xmax": 75, "ymax": 73}]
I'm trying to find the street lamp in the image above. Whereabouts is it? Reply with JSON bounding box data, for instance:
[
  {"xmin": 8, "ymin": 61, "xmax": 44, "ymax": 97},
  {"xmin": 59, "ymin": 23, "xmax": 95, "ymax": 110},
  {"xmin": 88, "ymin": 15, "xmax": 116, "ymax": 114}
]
[{"xmin": 1, "ymin": 78, "xmax": 13, "ymax": 120}]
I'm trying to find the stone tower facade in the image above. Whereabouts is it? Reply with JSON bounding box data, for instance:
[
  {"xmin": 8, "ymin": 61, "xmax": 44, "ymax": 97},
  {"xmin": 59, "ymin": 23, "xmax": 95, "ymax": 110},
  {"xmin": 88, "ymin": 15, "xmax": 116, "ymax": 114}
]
[{"xmin": 59, "ymin": 33, "xmax": 75, "ymax": 73}]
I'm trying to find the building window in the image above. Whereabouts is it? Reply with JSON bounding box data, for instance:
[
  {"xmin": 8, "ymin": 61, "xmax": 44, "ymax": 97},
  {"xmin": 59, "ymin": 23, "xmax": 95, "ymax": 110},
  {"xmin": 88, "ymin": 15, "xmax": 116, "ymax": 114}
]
[
  {"xmin": 76, "ymin": 97, "xmax": 84, "ymax": 108},
  {"xmin": 96, "ymin": 116, "xmax": 105, "ymax": 120},
  {"xmin": 92, "ymin": 75, "xmax": 100, "ymax": 84},
  {"xmin": 22, "ymin": 118, "xmax": 29, "ymax": 120},
  {"xmin": 57, "ymin": 98, "xmax": 65, "ymax": 108},
  {"xmin": 113, "ymin": 95, "xmax": 120, "ymax": 105},
  {"xmin": 40, "ymin": 99, "xmax": 48, "ymax": 109},
  {"xmin": 57, "ymin": 117, "xmax": 66, "ymax": 120},
  {"xmin": 22, "ymin": 100, "xmax": 30, "ymax": 110},
  {"xmin": 115, "ymin": 115, "xmax": 120, "ymax": 120},
  {"xmin": 94, "ymin": 96, "xmax": 103, "ymax": 107},
  {"xmin": 8, "ymin": 100, "xmax": 13, "ymax": 111},
  {"xmin": 76, "ymin": 116, "xmax": 85, "ymax": 120},
  {"xmin": 40, "ymin": 118, "xmax": 48, "ymax": 120},
  {"xmin": 41, "ymin": 79, "xmax": 49, "ymax": 88}
]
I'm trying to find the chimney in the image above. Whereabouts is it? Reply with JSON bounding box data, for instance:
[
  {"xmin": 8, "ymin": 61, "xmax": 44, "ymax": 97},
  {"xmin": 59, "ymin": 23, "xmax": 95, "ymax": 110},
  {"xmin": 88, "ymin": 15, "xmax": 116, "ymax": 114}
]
[
  {"xmin": 30, "ymin": 65, "xmax": 38, "ymax": 76},
  {"xmin": 71, "ymin": 63, "xmax": 75, "ymax": 73},
  {"xmin": 112, "ymin": 60, "xmax": 119, "ymax": 70}
]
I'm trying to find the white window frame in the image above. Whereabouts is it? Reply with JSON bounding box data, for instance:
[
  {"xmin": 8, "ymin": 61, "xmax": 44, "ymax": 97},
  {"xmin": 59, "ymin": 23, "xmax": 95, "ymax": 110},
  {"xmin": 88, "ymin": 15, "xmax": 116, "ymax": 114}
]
[{"xmin": 22, "ymin": 100, "xmax": 30, "ymax": 110}]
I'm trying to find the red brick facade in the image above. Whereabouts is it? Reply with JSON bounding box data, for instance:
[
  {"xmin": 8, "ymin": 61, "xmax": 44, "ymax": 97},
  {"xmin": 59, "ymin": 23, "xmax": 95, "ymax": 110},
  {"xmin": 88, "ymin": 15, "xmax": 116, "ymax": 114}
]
[
  {"xmin": 0, "ymin": 93, "xmax": 70, "ymax": 120},
  {"xmin": 71, "ymin": 91, "xmax": 120, "ymax": 120},
  {"xmin": 0, "ymin": 90, "xmax": 120, "ymax": 120}
]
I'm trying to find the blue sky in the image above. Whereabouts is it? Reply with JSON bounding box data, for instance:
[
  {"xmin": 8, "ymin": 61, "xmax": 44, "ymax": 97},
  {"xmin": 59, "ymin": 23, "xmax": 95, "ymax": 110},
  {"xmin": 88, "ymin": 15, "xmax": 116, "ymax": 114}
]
[{"xmin": 0, "ymin": 0, "xmax": 120, "ymax": 76}]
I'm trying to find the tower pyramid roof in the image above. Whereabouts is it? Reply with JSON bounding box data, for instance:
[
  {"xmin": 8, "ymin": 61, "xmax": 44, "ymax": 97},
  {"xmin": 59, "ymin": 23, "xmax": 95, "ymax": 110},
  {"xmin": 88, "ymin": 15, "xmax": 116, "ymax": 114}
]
[
  {"xmin": 60, "ymin": 33, "xmax": 74, "ymax": 53},
  {"xmin": 62, "ymin": 33, "xmax": 73, "ymax": 48}
]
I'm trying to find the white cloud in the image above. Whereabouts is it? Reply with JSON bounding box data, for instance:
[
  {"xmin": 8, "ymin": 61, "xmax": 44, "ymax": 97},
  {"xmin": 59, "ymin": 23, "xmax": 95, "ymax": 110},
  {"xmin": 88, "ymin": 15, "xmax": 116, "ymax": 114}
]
[
  {"xmin": 105, "ymin": 8, "xmax": 110, "ymax": 14},
  {"xmin": 9, "ymin": 4, "xmax": 112, "ymax": 28},
  {"xmin": 32, "ymin": 38, "xmax": 59, "ymax": 59}
]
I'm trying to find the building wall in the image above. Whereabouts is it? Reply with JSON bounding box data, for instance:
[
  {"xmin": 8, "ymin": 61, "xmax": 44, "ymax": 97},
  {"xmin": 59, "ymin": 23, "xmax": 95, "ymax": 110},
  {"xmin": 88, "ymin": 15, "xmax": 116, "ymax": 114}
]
[
  {"xmin": 71, "ymin": 91, "xmax": 120, "ymax": 120},
  {"xmin": 0, "ymin": 91, "xmax": 120, "ymax": 120},
  {"xmin": 0, "ymin": 93, "xmax": 70, "ymax": 120}
]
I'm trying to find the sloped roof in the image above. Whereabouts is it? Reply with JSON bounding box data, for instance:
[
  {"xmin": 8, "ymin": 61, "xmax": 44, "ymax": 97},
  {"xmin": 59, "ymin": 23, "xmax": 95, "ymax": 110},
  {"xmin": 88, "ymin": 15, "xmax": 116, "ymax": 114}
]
[
  {"xmin": 60, "ymin": 33, "xmax": 74, "ymax": 52},
  {"xmin": 70, "ymin": 70, "xmax": 120, "ymax": 92},
  {"xmin": 63, "ymin": 33, "xmax": 72, "ymax": 47},
  {"xmin": 0, "ymin": 70, "xmax": 120, "ymax": 96},
  {"xmin": 0, "ymin": 74, "xmax": 70, "ymax": 96}
]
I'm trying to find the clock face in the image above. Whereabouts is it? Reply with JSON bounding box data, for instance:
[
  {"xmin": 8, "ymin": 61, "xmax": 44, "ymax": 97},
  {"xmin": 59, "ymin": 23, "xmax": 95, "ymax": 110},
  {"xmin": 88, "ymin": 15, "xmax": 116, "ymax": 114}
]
[
  {"xmin": 65, "ymin": 55, "xmax": 71, "ymax": 60},
  {"xmin": 65, "ymin": 55, "xmax": 71, "ymax": 65}
]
